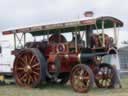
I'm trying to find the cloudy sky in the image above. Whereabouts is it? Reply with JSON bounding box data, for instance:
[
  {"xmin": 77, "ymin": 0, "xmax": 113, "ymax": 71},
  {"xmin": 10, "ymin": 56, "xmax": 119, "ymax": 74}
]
[{"xmin": 0, "ymin": 0, "xmax": 128, "ymax": 47}]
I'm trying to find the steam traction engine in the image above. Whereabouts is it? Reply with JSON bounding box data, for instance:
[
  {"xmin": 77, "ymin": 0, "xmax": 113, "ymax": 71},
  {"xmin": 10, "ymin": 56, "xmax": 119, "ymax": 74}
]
[{"xmin": 2, "ymin": 16, "xmax": 123, "ymax": 93}]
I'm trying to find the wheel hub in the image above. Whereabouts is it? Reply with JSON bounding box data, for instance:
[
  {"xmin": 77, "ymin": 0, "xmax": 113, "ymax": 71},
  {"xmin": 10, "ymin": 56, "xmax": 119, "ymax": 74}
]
[
  {"xmin": 24, "ymin": 65, "xmax": 32, "ymax": 72},
  {"xmin": 79, "ymin": 76, "xmax": 84, "ymax": 80}
]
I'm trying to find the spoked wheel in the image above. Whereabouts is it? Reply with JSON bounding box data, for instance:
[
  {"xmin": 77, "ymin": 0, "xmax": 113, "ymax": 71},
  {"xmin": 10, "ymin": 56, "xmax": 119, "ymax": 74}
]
[
  {"xmin": 70, "ymin": 64, "xmax": 93, "ymax": 93},
  {"xmin": 13, "ymin": 48, "xmax": 46, "ymax": 88},
  {"xmin": 94, "ymin": 63, "xmax": 116, "ymax": 88}
]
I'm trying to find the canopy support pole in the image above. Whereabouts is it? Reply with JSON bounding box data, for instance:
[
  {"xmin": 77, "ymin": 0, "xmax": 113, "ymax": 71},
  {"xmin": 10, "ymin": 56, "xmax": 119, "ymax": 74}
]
[
  {"xmin": 47, "ymin": 31, "xmax": 49, "ymax": 44},
  {"xmin": 102, "ymin": 20, "xmax": 105, "ymax": 47},
  {"xmin": 114, "ymin": 23, "xmax": 117, "ymax": 46},
  {"xmin": 75, "ymin": 31, "xmax": 78, "ymax": 53},
  {"xmin": 24, "ymin": 32, "xmax": 26, "ymax": 48},
  {"xmin": 14, "ymin": 31, "xmax": 16, "ymax": 50}
]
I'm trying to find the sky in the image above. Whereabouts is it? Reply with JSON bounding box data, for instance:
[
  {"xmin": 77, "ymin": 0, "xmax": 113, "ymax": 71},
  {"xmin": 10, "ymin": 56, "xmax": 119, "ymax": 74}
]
[{"xmin": 0, "ymin": 0, "xmax": 128, "ymax": 47}]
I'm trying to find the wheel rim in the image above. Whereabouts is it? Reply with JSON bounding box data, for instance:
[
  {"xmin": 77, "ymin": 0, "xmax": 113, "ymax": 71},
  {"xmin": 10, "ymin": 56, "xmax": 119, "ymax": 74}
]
[
  {"xmin": 70, "ymin": 64, "xmax": 92, "ymax": 93},
  {"xmin": 14, "ymin": 49, "xmax": 42, "ymax": 87},
  {"xmin": 94, "ymin": 64, "xmax": 115, "ymax": 88}
]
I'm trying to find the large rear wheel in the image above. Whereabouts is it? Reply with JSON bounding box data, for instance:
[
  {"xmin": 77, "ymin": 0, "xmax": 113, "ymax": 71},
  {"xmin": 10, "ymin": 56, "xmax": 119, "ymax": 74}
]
[
  {"xmin": 70, "ymin": 64, "xmax": 93, "ymax": 93},
  {"xmin": 13, "ymin": 48, "xmax": 46, "ymax": 88}
]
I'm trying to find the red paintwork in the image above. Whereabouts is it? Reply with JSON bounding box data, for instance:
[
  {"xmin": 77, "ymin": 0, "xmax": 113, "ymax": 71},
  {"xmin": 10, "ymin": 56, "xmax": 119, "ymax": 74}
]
[
  {"xmin": 11, "ymin": 34, "xmax": 113, "ymax": 74},
  {"xmin": 3, "ymin": 31, "xmax": 12, "ymax": 35},
  {"xmin": 45, "ymin": 42, "xmax": 80, "ymax": 73}
]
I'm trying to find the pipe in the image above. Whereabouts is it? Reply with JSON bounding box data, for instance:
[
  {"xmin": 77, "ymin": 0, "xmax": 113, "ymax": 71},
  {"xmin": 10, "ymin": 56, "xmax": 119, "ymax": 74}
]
[{"xmin": 79, "ymin": 52, "xmax": 107, "ymax": 64}]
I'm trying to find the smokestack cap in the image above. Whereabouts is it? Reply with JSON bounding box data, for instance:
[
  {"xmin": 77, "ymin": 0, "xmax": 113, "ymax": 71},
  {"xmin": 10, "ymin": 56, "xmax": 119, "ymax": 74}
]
[{"xmin": 84, "ymin": 11, "xmax": 94, "ymax": 17}]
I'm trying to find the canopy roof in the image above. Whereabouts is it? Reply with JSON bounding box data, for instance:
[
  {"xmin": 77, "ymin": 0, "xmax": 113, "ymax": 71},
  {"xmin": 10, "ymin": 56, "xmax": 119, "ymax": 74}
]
[{"xmin": 3, "ymin": 16, "xmax": 123, "ymax": 36}]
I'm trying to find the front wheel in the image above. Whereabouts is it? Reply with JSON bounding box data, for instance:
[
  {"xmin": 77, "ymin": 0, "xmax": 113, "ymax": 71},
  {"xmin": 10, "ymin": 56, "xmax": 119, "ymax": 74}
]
[
  {"xmin": 94, "ymin": 63, "xmax": 116, "ymax": 88},
  {"xmin": 70, "ymin": 64, "xmax": 93, "ymax": 93}
]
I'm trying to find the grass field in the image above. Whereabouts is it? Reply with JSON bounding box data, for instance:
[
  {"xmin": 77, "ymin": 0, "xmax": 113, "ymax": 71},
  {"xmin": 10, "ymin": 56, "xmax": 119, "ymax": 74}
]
[{"xmin": 0, "ymin": 77, "xmax": 128, "ymax": 96}]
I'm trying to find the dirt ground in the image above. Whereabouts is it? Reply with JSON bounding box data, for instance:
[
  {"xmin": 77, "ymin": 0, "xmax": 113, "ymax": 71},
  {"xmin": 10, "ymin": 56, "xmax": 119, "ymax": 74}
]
[{"xmin": 0, "ymin": 77, "xmax": 128, "ymax": 96}]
